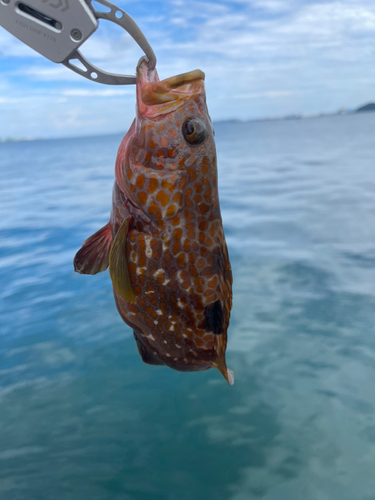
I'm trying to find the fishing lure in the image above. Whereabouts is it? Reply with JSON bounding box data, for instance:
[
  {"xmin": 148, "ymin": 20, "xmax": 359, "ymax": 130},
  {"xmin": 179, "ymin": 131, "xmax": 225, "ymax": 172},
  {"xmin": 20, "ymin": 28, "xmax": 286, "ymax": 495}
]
[{"xmin": 74, "ymin": 57, "xmax": 234, "ymax": 383}]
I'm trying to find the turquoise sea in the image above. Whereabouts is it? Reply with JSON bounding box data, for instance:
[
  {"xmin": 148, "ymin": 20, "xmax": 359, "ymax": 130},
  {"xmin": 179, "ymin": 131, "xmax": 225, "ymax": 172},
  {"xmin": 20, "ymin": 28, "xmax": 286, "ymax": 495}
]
[{"xmin": 1, "ymin": 113, "xmax": 375, "ymax": 499}]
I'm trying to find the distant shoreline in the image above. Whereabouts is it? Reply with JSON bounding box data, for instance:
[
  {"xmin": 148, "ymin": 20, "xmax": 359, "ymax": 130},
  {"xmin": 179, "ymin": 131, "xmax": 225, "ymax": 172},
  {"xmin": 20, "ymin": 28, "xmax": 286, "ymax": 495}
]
[{"xmin": 2, "ymin": 106, "xmax": 374, "ymax": 144}]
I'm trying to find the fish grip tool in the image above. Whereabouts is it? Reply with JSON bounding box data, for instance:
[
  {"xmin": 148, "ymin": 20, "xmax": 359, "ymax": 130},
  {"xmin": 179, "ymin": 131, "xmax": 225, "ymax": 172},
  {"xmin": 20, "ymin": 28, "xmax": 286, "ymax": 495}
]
[{"xmin": 0, "ymin": 0, "xmax": 156, "ymax": 84}]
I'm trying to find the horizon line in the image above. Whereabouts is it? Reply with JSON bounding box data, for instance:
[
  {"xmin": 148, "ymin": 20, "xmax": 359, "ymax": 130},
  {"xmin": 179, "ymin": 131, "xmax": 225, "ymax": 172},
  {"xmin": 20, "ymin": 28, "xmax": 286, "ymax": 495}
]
[{"xmin": 1, "ymin": 106, "xmax": 373, "ymax": 144}]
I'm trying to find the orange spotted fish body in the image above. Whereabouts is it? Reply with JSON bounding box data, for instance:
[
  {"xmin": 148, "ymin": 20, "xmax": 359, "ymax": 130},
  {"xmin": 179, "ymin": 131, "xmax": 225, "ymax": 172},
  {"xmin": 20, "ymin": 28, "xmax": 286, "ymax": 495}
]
[{"xmin": 74, "ymin": 57, "xmax": 233, "ymax": 384}]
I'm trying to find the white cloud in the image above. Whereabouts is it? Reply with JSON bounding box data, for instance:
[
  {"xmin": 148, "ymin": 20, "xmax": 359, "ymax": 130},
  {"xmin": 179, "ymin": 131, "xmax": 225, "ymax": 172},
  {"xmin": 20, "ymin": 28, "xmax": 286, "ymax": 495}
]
[
  {"xmin": 0, "ymin": 28, "xmax": 43, "ymax": 58},
  {"xmin": 22, "ymin": 64, "xmax": 85, "ymax": 82},
  {"xmin": 2, "ymin": 0, "xmax": 375, "ymax": 137},
  {"xmin": 249, "ymin": 0, "xmax": 292, "ymax": 12},
  {"xmin": 0, "ymin": 97, "xmax": 24, "ymax": 104},
  {"xmin": 0, "ymin": 86, "xmax": 136, "ymax": 138},
  {"xmin": 61, "ymin": 88, "xmax": 133, "ymax": 97},
  {"xmin": 233, "ymin": 90, "xmax": 297, "ymax": 99}
]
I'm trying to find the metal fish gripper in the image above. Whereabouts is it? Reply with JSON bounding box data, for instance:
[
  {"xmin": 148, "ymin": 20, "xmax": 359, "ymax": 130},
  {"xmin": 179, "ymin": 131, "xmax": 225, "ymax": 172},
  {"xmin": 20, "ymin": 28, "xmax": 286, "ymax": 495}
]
[{"xmin": 0, "ymin": 0, "xmax": 156, "ymax": 85}]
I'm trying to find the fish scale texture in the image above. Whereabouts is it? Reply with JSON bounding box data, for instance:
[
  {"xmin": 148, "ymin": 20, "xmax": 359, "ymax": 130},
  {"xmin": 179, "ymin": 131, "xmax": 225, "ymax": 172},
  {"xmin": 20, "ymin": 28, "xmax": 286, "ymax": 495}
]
[{"xmin": 75, "ymin": 57, "xmax": 233, "ymax": 382}]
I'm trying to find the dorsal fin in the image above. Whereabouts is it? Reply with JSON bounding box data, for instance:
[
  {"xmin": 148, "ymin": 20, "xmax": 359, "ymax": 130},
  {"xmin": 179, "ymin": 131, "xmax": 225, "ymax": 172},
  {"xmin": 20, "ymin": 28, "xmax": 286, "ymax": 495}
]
[
  {"xmin": 74, "ymin": 222, "xmax": 113, "ymax": 275},
  {"xmin": 109, "ymin": 217, "xmax": 136, "ymax": 302}
]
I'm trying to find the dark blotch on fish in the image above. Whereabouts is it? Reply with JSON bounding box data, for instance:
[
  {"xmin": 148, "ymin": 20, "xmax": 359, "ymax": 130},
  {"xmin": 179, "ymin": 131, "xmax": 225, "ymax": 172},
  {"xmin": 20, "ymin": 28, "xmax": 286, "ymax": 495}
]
[{"xmin": 203, "ymin": 300, "xmax": 224, "ymax": 335}]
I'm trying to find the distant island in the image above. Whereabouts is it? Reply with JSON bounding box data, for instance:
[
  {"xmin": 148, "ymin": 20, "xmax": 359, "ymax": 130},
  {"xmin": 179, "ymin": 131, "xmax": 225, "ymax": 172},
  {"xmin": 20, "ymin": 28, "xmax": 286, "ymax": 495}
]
[
  {"xmin": 0, "ymin": 137, "xmax": 35, "ymax": 143},
  {"xmin": 356, "ymin": 103, "xmax": 375, "ymax": 113}
]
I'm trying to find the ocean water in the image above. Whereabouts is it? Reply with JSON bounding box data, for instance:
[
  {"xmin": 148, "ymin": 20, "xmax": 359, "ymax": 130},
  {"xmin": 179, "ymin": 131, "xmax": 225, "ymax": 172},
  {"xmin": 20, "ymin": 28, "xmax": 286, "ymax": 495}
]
[{"xmin": 1, "ymin": 113, "xmax": 375, "ymax": 500}]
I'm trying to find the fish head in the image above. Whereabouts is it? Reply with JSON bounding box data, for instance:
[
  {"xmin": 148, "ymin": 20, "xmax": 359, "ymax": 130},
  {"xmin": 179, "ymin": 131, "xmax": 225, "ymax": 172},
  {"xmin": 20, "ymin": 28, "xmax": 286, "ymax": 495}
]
[{"xmin": 118, "ymin": 57, "xmax": 217, "ymax": 221}]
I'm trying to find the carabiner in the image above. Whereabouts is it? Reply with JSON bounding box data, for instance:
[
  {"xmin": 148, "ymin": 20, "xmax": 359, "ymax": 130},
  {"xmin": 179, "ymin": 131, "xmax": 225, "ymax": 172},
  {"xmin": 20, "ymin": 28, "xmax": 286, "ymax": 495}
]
[{"xmin": 63, "ymin": 0, "xmax": 156, "ymax": 85}]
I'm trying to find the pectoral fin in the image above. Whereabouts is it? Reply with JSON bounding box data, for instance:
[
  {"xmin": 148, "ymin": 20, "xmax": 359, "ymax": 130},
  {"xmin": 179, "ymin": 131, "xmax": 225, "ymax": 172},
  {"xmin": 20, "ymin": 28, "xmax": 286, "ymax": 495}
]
[
  {"xmin": 109, "ymin": 217, "xmax": 136, "ymax": 302},
  {"xmin": 74, "ymin": 222, "xmax": 113, "ymax": 275}
]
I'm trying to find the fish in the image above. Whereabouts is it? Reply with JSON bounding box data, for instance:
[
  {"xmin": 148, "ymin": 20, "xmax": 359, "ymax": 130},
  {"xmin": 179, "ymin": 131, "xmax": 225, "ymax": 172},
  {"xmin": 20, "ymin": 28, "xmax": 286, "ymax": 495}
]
[{"xmin": 74, "ymin": 56, "xmax": 233, "ymax": 384}]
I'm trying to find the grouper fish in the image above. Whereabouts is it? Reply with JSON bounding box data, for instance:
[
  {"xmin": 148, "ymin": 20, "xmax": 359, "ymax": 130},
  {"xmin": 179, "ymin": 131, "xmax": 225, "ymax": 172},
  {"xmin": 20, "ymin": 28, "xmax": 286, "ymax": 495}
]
[{"xmin": 74, "ymin": 57, "xmax": 233, "ymax": 384}]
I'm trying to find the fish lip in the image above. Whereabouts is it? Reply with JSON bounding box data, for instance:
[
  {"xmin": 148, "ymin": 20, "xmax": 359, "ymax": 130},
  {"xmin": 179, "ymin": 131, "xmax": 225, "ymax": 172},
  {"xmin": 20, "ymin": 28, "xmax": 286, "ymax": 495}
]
[
  {"xmin": 141, "ymin": 70, "xmax": 205, "ymax": 107},
  {"xmin": 136, "ymin": 57, "xmax": 205, "ymax": 118},
  {"xmin": 136, "ymin": 56, "xmax": 205, "ymax": 89},
  {"xmin": 136, "ymin": 56, "xmax": 159, "ymax": 87}
]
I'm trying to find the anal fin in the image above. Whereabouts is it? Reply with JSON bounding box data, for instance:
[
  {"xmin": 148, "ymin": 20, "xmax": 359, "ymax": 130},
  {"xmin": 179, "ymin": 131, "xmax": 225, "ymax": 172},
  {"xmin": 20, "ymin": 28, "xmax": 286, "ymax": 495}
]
[
  {"xmin": 133, "ymin": 331, "xmax": 164, "ymax": 366},
  {"xmin": 74, "ymin": 222, "xmax": 113, "ymax": 275}
]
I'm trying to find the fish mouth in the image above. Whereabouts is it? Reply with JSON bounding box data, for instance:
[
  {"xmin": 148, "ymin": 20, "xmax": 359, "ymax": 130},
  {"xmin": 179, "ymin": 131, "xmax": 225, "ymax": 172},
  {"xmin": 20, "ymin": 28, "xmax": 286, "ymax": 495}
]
[
  {"xmin": 136, "ymin": 57, "xmax": 205, "ymax": 116},
  {"xmin": 141, "ymin": 69, "xmax": 205, "ymax": 105}
]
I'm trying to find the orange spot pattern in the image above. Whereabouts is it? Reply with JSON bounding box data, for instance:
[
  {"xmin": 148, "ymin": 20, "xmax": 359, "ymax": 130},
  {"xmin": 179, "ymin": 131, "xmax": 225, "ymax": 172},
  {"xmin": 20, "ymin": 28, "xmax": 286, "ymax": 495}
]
[{"xmin": 112, "ymin": 94, "xmax": 232, "ymax": 373}]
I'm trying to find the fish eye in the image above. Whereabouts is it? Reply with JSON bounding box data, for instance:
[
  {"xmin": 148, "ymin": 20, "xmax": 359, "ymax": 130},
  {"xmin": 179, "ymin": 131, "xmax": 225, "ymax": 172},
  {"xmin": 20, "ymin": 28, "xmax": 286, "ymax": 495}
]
[{"xmin": 182, "ymin": 118, "xmax": 207, "ymax": 146}]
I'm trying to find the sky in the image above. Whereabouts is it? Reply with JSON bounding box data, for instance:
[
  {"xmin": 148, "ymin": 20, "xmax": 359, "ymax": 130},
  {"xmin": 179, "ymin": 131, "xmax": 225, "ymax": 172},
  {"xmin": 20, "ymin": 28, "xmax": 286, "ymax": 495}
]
[{"xmin": 1, "ymin": 0, "xmax": 375, "ymax": 138}]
